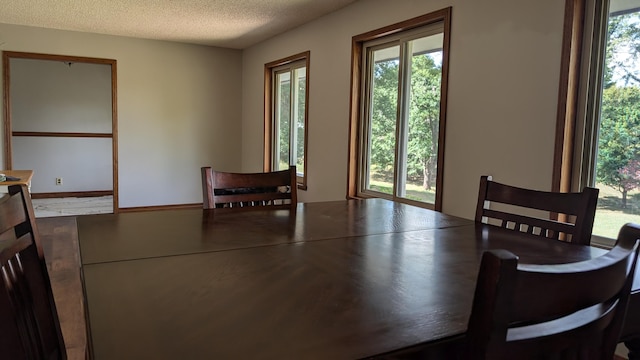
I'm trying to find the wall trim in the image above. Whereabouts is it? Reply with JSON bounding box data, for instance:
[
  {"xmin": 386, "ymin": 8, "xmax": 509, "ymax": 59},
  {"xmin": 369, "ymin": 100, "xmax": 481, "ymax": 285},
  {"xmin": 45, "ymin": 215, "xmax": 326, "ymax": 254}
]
[
  {"xmin": 3, "ymin": 50, "xmax": 120, "ymax": 213},
  {"xmin": 12, "ymin": 131, "xmax": 112, "ymax": 138},
  {"xmin": 31, "ymin": 190, "xmax": 113, "ymax": 199},
  {"xmin": 119, "ymin": 203, "xmax": 202, "ymax": 213}
]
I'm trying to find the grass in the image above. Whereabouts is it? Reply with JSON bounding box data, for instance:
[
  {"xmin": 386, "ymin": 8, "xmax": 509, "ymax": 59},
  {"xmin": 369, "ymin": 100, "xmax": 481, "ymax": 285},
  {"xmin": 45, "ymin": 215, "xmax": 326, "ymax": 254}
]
[
  {"xmin": 369, "ymin": 178, "xmax": 640, "ymax": 240},
  {"xmin": 369, "ymin": 179, "xmax": 436, "ymax": 203},
  {"xmin": 593, "ymin": 183, "xmax": 640, "ymax": 239}
]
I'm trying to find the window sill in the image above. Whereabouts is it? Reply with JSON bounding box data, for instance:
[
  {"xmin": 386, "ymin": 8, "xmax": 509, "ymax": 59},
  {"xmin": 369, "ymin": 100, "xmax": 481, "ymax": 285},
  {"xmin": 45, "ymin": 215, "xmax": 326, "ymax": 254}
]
[{"xmin": 591, "ymin": 234, "xmax": 616, "ymax": 249}]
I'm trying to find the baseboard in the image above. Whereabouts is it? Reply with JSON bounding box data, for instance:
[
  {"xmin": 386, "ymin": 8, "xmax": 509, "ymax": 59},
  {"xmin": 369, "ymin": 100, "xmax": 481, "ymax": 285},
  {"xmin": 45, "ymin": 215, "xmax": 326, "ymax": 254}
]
[
  {"xmin": 32, "ymin": 191, "xmax": 113, "ymax": 199},
  {"xmin": 118, "ymin": 203, "xmax": 202, "ymax": 213}
]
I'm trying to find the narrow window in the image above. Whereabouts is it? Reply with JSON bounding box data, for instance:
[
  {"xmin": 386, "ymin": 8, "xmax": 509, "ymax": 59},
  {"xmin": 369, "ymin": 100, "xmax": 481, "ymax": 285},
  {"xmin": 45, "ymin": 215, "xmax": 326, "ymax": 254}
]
[
  {"xmin": 348, "ymin": 8, "xmax": 451, "ymax": 210},
  {"xmin": 265, "ymin": 52, "xmax": 309, "ymax": 189},
  {"xmin": 558, "ymin": 0, "xmax": 640, "ymax": 246}
]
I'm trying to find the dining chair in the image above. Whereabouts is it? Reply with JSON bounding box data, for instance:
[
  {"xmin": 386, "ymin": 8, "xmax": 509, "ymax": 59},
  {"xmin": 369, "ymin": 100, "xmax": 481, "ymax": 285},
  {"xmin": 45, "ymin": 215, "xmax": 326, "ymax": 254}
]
[
  {"xmin": 475, "ymin": 175, "xmax": 599, "ymax": 244},
  {"xmin": 463, "ymin": 222, "xmax": 640, "ymax": 359},
  {"xmin": 201, "ymin": 166, "xmax": 297, "ymax": 210},
  {"xmin": 0, "ymin": 184, "xmax": 66, "ymax": 359}
]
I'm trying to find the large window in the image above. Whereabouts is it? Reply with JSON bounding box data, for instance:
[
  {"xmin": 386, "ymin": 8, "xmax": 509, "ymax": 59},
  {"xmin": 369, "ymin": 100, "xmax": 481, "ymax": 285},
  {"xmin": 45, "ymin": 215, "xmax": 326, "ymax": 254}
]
[
  {"xmin": 557, "ymin": 0, "xmax": 640, "ymax": 246},
  {"xmin": 265, "ymin": 52, "xmax": 309, "ymax": 189},
  {"xmin": 348, "ymin": 8, "xmax": 451, "ymax": 210}
]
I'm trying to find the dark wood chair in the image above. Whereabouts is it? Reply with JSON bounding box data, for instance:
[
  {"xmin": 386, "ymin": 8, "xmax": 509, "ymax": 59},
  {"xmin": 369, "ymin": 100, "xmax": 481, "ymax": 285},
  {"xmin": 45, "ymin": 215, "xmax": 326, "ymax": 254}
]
[
  {"xmin": 463, "ymin": 222, "xmax": 640, "ymax": 359},
  {"xmin": 0, "ymin": 184, "xmax": 66, "ymax": 359},
  {"xmin": 475, "ymin": 175, "xmax": 599, "ymax": 245},
  {"xmin": 201, "ymin": 166, "xmax": 297, "ymax": 210}
]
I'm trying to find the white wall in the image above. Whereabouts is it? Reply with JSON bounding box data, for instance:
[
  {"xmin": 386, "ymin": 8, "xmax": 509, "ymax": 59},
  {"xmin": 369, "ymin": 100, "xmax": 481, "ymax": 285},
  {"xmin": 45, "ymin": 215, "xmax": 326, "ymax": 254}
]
[
  {"xmin": 11, "ymin": 59, "xmax": 112, "ymax": 133},
  {"xmin": 241, "ymin": 0, "xmax": 565, "ymax": 219},
  {"xmin": 0, "ymin": 0, "xmax": 567, "ymax": 215},
  {"xmin": 0, "ymin": 23, "xmax": 243, "ymax": 208},
  {"xmin": 13, "ymin": 137, "xmax": 112, "ymax": 192},
  {"xmin": 10, "ymin": 58, "xmax": 112, "ymax": 193}
]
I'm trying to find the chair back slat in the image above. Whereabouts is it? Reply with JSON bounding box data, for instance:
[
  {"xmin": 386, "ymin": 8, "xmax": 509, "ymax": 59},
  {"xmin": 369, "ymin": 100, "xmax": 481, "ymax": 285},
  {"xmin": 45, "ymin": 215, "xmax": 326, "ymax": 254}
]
[
  {"xmin": 201, "ymin": 166, "xmax": 297, "ymax": 211},
  {"xmin": 0, "ymin": 184, "xmax": 66, "ymax": 360},
  {"xmin": 0, "ymin": 192, "xmax": 28, "ymax": 233},
  {"xmin": 475, "ymin": 176, "xmax": 599, "ymax": 244},
  {"xmin": 464, "ymin": 223, "xmax": 640, "ymax": 359}
]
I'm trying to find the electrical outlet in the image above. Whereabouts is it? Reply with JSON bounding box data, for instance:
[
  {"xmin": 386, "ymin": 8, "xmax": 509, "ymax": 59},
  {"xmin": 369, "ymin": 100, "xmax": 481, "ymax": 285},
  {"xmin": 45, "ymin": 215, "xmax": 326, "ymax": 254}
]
[{"xmin": 55, "ymin": 177, "xmax": 63, "ymax": 185}]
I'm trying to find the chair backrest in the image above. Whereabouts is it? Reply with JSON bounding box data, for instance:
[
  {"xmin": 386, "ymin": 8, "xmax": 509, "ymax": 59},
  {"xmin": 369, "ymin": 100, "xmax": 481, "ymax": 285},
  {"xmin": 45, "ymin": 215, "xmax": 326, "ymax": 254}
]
[
  {"xmin": 0, "ymin": 184, "xmax": 66, "ymax": 359},
  {"xmin": 475, "ymin": 175, "xmax": 599, "ymax": 244},
  {"xmin": 463, "ymin": 223, "xmax": 640, "ymax": 360},
  {"xmin": 201, "ymin": 166, "xmax": 297, "ymax": 211}
]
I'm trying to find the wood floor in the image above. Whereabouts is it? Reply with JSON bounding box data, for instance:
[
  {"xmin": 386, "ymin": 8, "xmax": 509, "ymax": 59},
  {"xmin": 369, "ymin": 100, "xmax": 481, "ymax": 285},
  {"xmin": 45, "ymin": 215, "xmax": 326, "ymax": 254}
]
[
  {"xmin": 38, "ymin": 216, "xmax": 87, "ymax": 360},
  {"xmin": 33, "ymin": 196, "xmax": 113, "ymax": 218}
]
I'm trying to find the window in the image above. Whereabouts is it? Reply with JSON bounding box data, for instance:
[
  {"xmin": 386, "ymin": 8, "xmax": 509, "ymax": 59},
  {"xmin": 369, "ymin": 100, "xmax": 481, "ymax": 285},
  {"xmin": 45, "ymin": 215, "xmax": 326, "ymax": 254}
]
[
  {"xmin": 556, "ymin": 0, "xmax": 640, "ymax": 246},
  {"xmin": 348, "ymin": 8, "xmax": 451, "ymax": 210},
  {"xmin": 264, "ymin": 51, "xmax": 309, "ymax": 189}
]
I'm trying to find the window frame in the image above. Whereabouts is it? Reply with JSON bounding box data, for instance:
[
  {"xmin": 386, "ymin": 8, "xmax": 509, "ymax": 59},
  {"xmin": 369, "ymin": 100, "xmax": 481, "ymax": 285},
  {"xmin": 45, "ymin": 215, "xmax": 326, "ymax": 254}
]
[
  {"xmin": 554, "ymin": 0, "xmax": 638, "ymax": 247},
  {"xmin": 347, "ymin": 8, "xmax": 452, "ymax": 211},
  {"xmin": 264, "ymin": 51, "xmax": 310, "ymax": 190},
  {"xmin": 554, "ymin": 0, "xmax": 608, "ymax": 195}
]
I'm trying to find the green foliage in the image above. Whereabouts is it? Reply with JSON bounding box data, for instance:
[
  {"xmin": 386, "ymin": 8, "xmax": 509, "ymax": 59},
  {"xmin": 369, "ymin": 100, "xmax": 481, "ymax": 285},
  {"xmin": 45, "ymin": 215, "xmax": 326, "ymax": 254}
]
[
  {"xmin": 596, "ymin": 11, "xmax": 640, "ymax": 208},
  {"xmin": 276, "ymin": 72, "xmax": 306, "ymax": 169},
  {"xmin": 278, "ymin": 81, "xmax": 291, "ymax": 165},
  {"xmin": 295, "ymin": 76, "xmax": 306, "ymax": 168},
  {"xmin": 597, "ymin": 85, "xmax": 640, "ymax": 207},
  {"xmin": 604, "ymin": 14, "xmax": 640, "ymax": 88},
  {"xmin": 407, "ymin": 54, "xmax": 441, "ymax": 189},
  {"xmin": 370, "ymin": 60, "xmax": 399, "ymax": 175},
  {"xmin": 369, "ymin": 52, "xmax": 442, "ymax": 190}
]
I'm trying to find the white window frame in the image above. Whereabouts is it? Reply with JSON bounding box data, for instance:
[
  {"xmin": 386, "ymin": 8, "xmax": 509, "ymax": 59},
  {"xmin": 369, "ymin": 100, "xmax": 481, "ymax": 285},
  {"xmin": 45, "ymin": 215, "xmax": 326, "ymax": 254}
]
[{"xmin": 264, "ymin": 52, "xmax": 309, "ymax": 190}]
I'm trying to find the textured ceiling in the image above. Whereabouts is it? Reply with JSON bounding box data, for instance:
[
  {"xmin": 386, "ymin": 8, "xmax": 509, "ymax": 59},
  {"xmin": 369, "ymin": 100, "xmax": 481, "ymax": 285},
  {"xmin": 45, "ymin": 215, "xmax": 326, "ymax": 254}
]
[{"xmin": 0, "ymin": 0, "xmax": 359, "ymax": 49}]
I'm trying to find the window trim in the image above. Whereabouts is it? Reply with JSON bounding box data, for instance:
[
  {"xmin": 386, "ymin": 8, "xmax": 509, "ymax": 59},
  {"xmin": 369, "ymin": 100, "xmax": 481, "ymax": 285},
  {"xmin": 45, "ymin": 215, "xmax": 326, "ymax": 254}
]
[
  {"xmin": 554, "ymin": 0, "xmax": 609, "ymax": 195},
  {"xmin": 555, "ymin": 0, "xmax": 619, "ymax": 246},
  {"xmin": 347, "ymin": 7, "xmax": 452, "ymax": 211},
  {"xmin": 264, "ymin": 51, "xmax": 310, "ymax": 190}
]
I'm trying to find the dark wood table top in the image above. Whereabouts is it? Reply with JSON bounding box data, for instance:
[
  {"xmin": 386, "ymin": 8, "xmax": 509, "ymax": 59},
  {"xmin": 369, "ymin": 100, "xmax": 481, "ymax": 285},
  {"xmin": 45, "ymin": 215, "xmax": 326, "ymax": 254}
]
[
  {"xmin": 78, "ymin": 199, "xmax": 610, "ymax": 359},
  {"xmin": 77, "ymin": 199, "xmax": 471, "ymax": 264}
]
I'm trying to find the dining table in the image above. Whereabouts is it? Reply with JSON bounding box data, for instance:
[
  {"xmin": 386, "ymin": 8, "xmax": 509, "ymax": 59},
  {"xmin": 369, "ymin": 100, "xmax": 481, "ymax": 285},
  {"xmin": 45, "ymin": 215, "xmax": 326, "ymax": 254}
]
[{"xmin": 76, "ymin": 198, "xmax": 638, "ymax": 359}]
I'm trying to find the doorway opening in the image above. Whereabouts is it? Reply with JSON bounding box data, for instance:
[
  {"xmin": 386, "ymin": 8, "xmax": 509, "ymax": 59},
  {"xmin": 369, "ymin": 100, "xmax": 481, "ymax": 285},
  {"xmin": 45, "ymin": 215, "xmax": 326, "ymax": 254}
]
[{"xmin": 3, "ymin": 51, "xmax": 118, "ymax": 215}]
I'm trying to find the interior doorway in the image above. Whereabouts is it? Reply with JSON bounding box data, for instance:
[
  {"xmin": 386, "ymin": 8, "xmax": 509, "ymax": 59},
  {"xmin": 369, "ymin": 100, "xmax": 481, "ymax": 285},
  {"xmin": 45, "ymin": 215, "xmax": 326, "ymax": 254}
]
[{"xmin": 2, "ymin": 51, "xmax": 118, "ymax": 214}]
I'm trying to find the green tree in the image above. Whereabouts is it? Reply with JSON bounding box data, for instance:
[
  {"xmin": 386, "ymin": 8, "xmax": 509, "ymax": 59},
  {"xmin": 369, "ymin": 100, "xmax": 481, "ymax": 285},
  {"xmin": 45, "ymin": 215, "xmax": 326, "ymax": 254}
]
[
  {"xmin": 369, "ymin": 54, "xmax": 441, "ymax": 190},
  {"xmin": 370, "ymin": 59, "xmax": 399, "ymax": 182},
  {"xmin": 278, "ymin": 80, "xmax": 291, "ymax": 167},
  {"xmin": 595, "ymin": 12, "xmax": 640, "ymax": 209},
  {"xmin": 604, "ymin": 13, "xmax": 640, "ymax": 88},
  {"xmin": 408, "ymin": 54, "xmax": 441, "ymax": 190},
  {"xmin": 597, "ymin": 86, "xmax": 640, "ymax": 208},
  {"xmin": 295, "ymin": 76, "xmax": 306, "ymax": 170},
  {"xmin": 276, "ymin": 74, "xmax": 306, "ymax": 170}
]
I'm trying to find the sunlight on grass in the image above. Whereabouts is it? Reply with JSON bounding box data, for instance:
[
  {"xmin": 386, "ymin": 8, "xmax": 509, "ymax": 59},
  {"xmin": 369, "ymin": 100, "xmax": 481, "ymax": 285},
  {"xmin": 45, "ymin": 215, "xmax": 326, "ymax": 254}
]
[
  {"xmin": 593, "ymin": 209, "xmax": 640, "ymax": 239},
  {"xmin": 369, "ymin": 180, "xmax": 435, "ymax": 203},
  {"xmin": 593, "ymin": 183, "xmax": 640, "ymax": 239},
  {"xmin": 367, "ymin": 180, "xmax": 640, "ymax": 240}
]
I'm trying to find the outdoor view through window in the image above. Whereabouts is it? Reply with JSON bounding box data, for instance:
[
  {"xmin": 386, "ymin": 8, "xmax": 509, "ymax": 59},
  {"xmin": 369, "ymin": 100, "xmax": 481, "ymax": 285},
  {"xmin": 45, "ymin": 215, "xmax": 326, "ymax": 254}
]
[
  {"xmin": 275, "ymin": 65, "xmax": 306, "ymax": 173},
  {"xmin": 361, "ymin": 25, "xmax": 444, "ymax": 206},
  {"xmin": 593, "ymin": 0, "xmax": 640, "ymax": 239}
]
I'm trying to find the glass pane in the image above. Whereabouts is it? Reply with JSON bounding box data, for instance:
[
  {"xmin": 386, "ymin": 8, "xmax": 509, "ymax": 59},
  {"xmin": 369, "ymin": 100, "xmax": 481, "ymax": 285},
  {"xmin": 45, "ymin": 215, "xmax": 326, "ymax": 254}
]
[
  {"xmin": 398, "ymin": 34, "xmax": 443, "ymax": 205},
  {"xmin": 593, "ymin": 1, "xmax": 640, "ymax": 239},
  {"xmin": 293, "ymin": 67, "xmax": 306, "ymax": 177},
  {"xmin": 275, "ymin": 71, "xmax": 290, "ymax": 171},
  {"xmin": 366, "ymin": 46, "xmax": 399, "ymax": 196}
]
